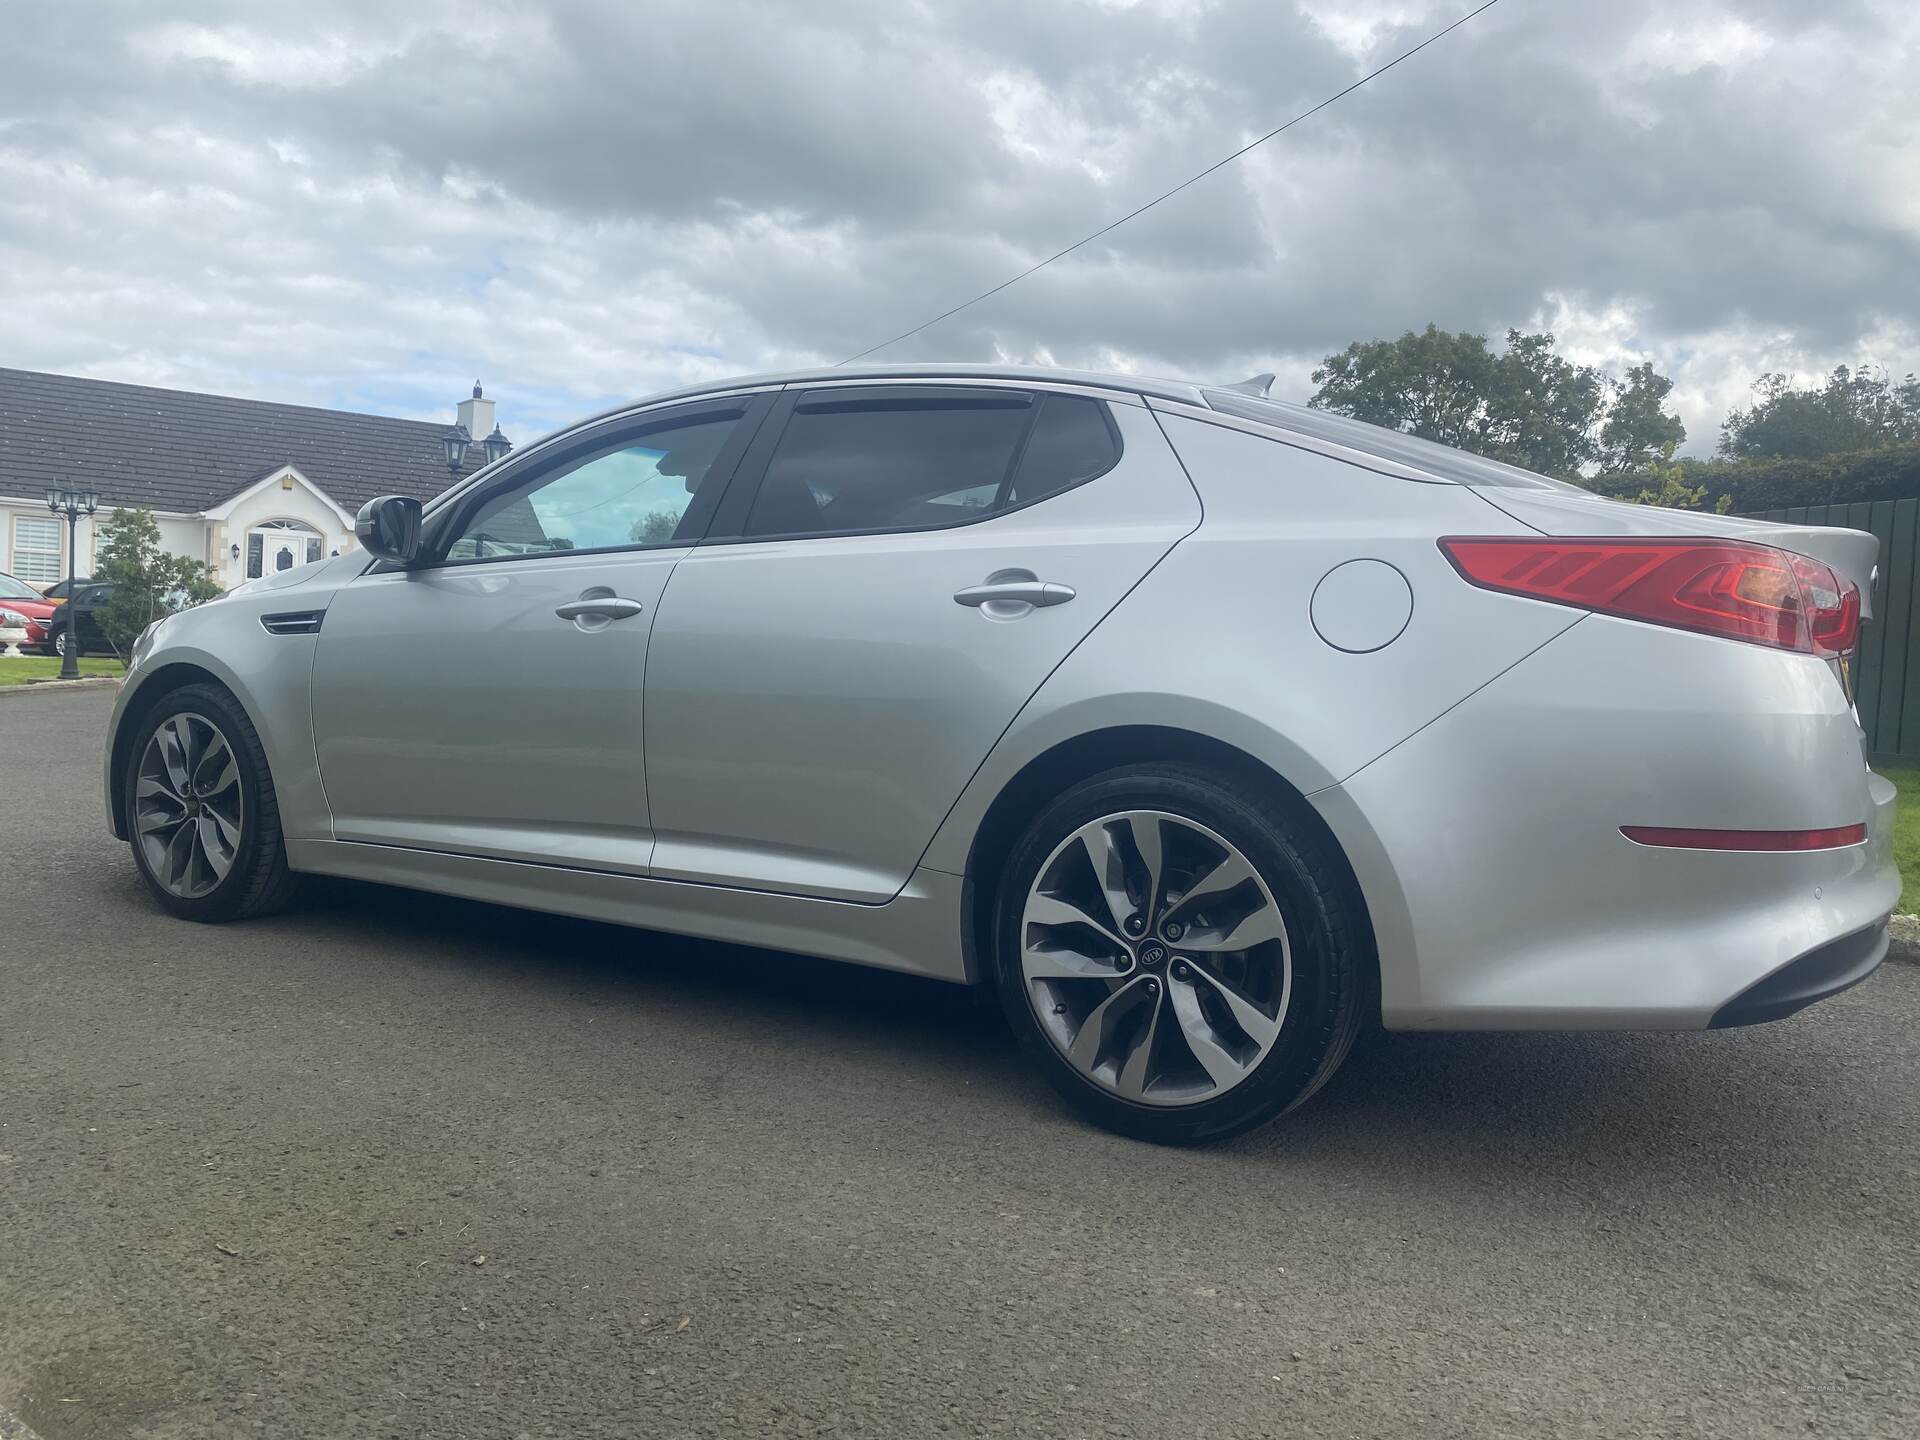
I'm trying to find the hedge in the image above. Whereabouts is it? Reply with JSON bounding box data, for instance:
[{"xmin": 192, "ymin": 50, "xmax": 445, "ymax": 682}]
[{"xmin": 1582, "ymin": 443, "xmax": 1920, "ymax": 512}]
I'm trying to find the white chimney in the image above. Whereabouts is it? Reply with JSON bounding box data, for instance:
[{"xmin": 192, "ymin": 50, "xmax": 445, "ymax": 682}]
[{"xmin": 456, "ymin": 381, "xmax": 495, "ymax": 442}]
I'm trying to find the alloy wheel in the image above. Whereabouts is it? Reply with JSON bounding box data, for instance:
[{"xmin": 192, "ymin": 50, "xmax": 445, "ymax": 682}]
[
  {"xmin": 1019, "ymin": 809, "xmax": 1292, "ymax": 1106},
  {"xmin": 135, "ymin": 713, "xmax": 243, "ymax": 899}
]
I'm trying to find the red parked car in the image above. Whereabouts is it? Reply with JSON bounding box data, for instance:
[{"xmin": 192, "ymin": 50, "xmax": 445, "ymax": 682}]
[{"xmin": 0, "ymin": 572, "xmax": 58, "ymax": 652}]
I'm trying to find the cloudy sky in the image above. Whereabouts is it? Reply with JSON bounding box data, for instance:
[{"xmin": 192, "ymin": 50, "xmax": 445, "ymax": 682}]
[{"xmin": 2, "ymin": 0, "xmax": 1916, "ymax": 455}]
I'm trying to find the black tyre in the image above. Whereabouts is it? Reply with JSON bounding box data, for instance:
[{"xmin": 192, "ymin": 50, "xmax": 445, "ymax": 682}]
[
  {"xmin": 124, "ymin": 682, "xmax": 300, "ymax": 922},
  {"xmin": 993, "ymin": 763, "xmax": 1366, "ymax": 1144}
]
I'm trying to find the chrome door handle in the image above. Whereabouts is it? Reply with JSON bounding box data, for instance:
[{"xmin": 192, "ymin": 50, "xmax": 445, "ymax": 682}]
[
  {"xmin": 555, "ymin": 597, "xmax": 645, "ymax": 621},
  {"xmin": 953, "ymin": 581, "xmax": 1076, "ymax": 609}
]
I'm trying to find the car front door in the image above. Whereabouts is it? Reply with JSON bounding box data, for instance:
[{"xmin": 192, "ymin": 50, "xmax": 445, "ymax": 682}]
[
  {"xmin": 309, "ymin": 393, "xmax": 772, "ymax": 873},
  {"xmin": 642, "ymin": 385, "xmax": 1202, "ymax": 902}
]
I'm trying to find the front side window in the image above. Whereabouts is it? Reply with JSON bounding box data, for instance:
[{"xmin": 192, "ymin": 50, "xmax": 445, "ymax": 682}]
[
  {"xmin": 445, "ymin": 411, "xmax": 743, "ymax": 562},
  {"xmin": 742, "ymin": 390, "xmax": 1121, "ymax": 540},
  {"xmin": 11, "ymin": 516, "xmax": 61, "ymax": 584}
]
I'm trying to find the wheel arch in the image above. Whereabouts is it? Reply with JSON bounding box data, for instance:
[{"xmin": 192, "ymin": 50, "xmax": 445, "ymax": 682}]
[{"xmin": 957, "ymin": 724, "xmax": 1379, "ymax": 1007}]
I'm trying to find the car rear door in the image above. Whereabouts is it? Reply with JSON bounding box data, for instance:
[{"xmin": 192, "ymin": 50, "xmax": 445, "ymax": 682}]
[{"xmin": 642, "ymin": 384, "xmax": 1201, "ymax": 902}]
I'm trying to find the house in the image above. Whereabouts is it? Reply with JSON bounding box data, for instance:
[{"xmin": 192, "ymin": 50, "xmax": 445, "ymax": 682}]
[{"xmin": 0, "ymin": 367, "xmax": 512, "ymax": 590}]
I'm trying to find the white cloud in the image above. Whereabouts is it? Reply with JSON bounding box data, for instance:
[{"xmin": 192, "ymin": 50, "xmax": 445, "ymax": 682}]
[{"xmin": 0, "ymin": 0, "xmax": 1914, "ymax": 455}]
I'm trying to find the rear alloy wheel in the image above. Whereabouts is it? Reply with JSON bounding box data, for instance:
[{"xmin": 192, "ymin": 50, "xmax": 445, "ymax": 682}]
[
  {"xmin": 994, "ymin": 765, "xmax": 1366, "ymax": 1144},
  {"xmin": 125, "ymin": 683, "xmax": 300, "ymax": 921}
]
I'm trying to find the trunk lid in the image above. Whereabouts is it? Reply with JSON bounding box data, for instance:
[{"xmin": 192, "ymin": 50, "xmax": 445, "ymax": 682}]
[{"xmin": 1472, "ymin": 487, "xmax": 1880, "ymax": 619}]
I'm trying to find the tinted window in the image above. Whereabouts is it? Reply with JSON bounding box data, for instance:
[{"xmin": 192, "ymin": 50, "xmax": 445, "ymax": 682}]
[
  {"xmin": 742, "ymin": 390, "xmax": 1121, "ymax": 539},
  {"xmin": 745, "ymin": 395, "xmax": 1033, "ymax": 538},
  {"xmin": 1009, "ymin": 394, "xmax": 1121, "ymax": 505},
  {"xmin": 446, "ymin": 411, "xmax": 743, "ymax": 561}
]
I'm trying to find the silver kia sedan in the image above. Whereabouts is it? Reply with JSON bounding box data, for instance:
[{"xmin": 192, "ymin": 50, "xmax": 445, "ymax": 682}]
[{"xmin": 104, "ymin": 365, "xmax": 1898, "ymax": 1142}]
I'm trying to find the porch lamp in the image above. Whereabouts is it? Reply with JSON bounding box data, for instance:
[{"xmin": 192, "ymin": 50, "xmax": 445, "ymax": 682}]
[
  {"xmin": 482, "ymin": 423, "xmax": 513, "ymax": 465},
  {"xmin": 44, "ymin": 485, "xmax": 99, "ymax": 681},
  {"xmin": 441, "ymin": 423, "xmax": 471, "ymax": 473}
]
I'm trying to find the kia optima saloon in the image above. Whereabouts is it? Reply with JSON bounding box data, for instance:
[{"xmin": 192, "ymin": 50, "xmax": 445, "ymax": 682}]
[{"xmin": 105, "ymin": 365, "xmax": 1896, "ymax": 1142}]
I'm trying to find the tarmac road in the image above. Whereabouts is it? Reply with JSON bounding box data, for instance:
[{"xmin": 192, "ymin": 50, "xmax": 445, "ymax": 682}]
[{"xmin": 2, "ymin": 685, "xmax": 1916, "ymax": 1439}]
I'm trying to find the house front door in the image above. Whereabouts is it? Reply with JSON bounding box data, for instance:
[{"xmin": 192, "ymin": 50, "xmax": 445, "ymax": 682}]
[{"xmin": 248, "ymin": 526, "xmax": 323, "ymax": 579}]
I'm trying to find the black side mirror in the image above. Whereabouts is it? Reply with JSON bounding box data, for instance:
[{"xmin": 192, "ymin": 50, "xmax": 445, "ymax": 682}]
[{"xmin": 355, "ymin": 495, "xmax": 424, "ymax": 563}]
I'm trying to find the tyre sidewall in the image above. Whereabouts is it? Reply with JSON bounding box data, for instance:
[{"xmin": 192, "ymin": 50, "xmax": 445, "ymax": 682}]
[
  {"xmin": 993, "ymin": 767, "xmax": 1352, "ymax": 1144},
  {"xmin": 125, "ymin": 685, "xmax": 274, "ymax": 921}
]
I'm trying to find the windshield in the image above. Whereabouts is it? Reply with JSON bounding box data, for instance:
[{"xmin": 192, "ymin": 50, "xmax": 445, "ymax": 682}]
[
  {"xmin": 0, "ymin": 574, "xmax": 43, "ymax": 599},
  {"xmin": 1202, "ymin": 390, "xmax": 1586, "ymax": 492}
]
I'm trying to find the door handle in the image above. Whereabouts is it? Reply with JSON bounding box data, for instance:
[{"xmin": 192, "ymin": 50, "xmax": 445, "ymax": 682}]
[
  {"xmin": 953, "ymin": 581, "xmax": 1076, "ymax": 609},
  {"xmin": 555, "ymin": 597, "xmax": 645, "ymax": 621}
]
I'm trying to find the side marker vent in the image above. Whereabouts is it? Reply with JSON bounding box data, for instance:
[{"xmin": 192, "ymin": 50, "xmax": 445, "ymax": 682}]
[{"xmin": 260, "ymin": 610, "xmax": 325, "ymax": 636}]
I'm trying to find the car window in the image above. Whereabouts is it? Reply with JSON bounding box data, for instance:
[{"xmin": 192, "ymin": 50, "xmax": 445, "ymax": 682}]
[
  {"xmin": 445, "ymin": 411, "xmax": 745, "ymax": 562},
  {"xmin": 741, "ymin": 390, "xmax": 1121, "ymax": 540},
  {"xmin": 0, "ymin": 575, "xmax": 41, "ymax": 600},
  {"xmin": 1008, "ymin": 395, "xmax": 1121, "ymax": 505}
]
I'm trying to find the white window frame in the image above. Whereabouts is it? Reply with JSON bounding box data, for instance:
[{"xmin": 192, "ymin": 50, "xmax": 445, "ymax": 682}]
[{"xmin": 11, "ymin": 514, "xmax": 62, "ymax": 585}]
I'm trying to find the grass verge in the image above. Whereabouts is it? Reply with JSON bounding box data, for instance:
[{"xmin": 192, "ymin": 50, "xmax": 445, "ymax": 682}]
[
  {"xmin": 0, "ymin": 656, "xmax": 123, "ymax": 687},
  {"xmin": 1873, "ymin": 761, "xmax": 1920, "ymax": 909}
]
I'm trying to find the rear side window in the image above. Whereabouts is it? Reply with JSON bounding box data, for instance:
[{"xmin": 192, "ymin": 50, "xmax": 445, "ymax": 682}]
[
  {"xmin": 1010, "ymin": 395, "xmax": 1121, "ymax": 505},
  {"xmin": 742, "ymin": 390, "xmax": 1122, "ymax": 539}
]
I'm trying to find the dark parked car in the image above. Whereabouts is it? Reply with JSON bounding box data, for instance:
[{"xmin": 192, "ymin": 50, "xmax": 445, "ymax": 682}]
[
  {"xmin": 39, "ymin": 575, "xmax": 95, "ymax": 602},
  {"xmin": 43, "ymin": 582, "xmax": 115, "ymax": 658}
]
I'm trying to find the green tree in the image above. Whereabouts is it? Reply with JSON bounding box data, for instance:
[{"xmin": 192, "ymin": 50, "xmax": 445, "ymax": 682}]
[
  {"xmin": 1598, "ymin": 361, "xmax": 1688, "ymax": 473},
  {"xmin": 1719, "ymin": 365, "xmax": 1920, "ymax": 459},
  {"xmin": 629, "ymin": 509, "xmax": 681, "ymax": 545},
  {"xmin": 92, "ymin": 508, "xmax": 221, "ymax": 657},
  {"xmin": 1308, "ymin": 325, "xmax": 1681, "ymax": 479}
]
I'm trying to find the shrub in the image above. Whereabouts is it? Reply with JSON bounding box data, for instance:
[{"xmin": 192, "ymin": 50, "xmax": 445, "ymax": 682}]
[
  {"xmin": 93, "ymin": 508, "xmax": 222, "ymax": 657},
  {"xmin": 1583, "ymin": 443, "xmax": 1920, "ymax": 513}
]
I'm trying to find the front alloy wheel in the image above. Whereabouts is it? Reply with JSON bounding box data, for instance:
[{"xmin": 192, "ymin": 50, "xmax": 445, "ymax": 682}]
[
  {"xmin": 124, "ymin": 681, "xmax": 300, "ymax": 922},
  {"xmin": 135, "ymin": 713, "xmax": 243, "ymax": 898}
]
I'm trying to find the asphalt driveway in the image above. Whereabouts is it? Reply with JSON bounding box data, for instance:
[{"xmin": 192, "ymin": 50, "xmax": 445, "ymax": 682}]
[{"xmin": 2, "ymin": 685, "xmax": 1916, "ymax": 1439}]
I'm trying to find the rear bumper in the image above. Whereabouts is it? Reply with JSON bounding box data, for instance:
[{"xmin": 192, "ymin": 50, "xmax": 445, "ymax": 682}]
[
  {"xmin": 1709, "ymin": 919, "xmax": 1887, "ymax": 1028},
  {"xmin": 1312, "ymin": 614, "xmax": 1900, "ymax": 1030}
]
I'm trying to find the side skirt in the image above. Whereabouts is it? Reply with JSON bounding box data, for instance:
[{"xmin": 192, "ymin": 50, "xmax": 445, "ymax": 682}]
[{"xmin": 285, "ymin": 840, "xmax": 972, "ymax": 984}]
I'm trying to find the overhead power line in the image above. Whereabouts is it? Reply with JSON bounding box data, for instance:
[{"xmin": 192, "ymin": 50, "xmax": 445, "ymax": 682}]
[{"xmin": 839, "ymin": 0, "xmax": 1505, "ymax": 366}]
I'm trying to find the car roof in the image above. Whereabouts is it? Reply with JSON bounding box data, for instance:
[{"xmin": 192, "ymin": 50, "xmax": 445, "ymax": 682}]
[
  {"xmin": 604, "ymin": 364, "xmax": 1569, "ymax": 490},
  {"xmin": 452, "ymin": 363, "xmax": 1570, "ymax": 503},
  {"xmin": 615, "ymin": 363, "xmax": 1210, "ymax": 411}
]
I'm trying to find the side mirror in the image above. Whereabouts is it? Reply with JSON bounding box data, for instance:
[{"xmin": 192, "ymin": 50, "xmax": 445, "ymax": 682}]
[{"xmin": 355, "ymin": 495, "xmax": 424, "ymax": 563}]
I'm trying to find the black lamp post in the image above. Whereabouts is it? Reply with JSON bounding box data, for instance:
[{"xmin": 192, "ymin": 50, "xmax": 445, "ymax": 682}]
[{"xmin": 45, "ymin": 484, "xmax": 98, "ymax": 680}]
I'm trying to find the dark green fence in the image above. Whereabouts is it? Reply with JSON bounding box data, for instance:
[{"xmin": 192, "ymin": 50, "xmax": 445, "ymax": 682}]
[{"xmin": 1745, "ymin": 499, "xmax": 1920, "ymax": 761}]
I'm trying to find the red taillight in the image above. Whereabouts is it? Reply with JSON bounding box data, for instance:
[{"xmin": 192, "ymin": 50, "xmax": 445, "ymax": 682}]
[
  {"xmin": 1439, "ymin": 537, "xmax": 1861, "ymax": 656},
  {"xmin": 1621, "ymin": 824, "xmax": 1867, "ymax": 851}
]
